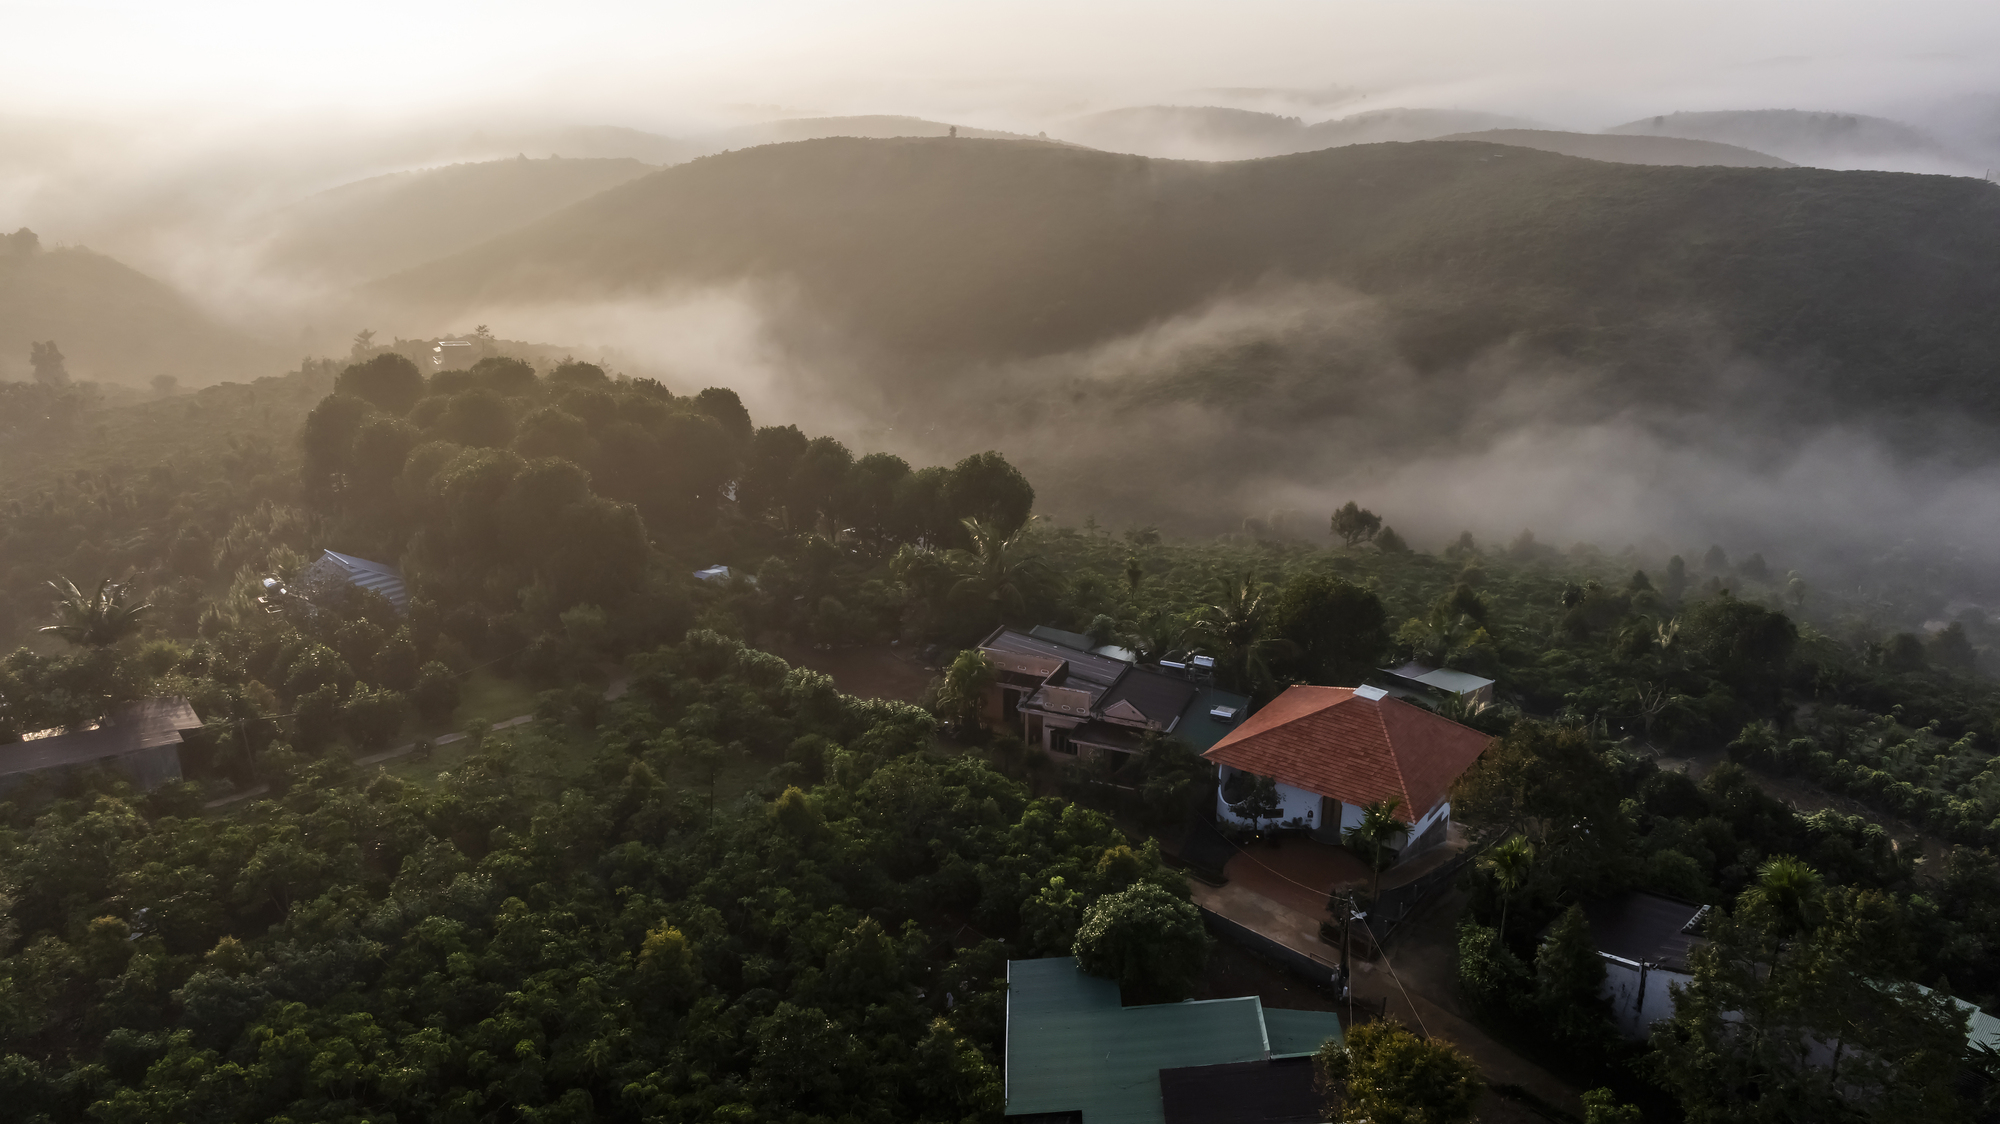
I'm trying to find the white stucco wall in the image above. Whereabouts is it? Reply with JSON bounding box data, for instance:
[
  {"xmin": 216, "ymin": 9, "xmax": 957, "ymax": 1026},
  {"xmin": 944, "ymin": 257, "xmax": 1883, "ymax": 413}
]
[
  {"xmin": 1216, "ymin": 765, "xmax": 1452, "ymax": 852},
  {"xmin": 1215, "ymin": 765, "xmax": 1328, "ymax": 831}
]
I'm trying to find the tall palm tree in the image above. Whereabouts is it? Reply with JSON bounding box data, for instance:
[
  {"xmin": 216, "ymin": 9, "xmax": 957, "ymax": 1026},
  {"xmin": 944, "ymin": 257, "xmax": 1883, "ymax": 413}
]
[
  {"xmin": 1481, "ymin": 834, "xmax": 1535, "ymax": 938},
  {"xmin": 1743, "ymin": 855, "xmax": 1824, "ymax": 939},
  {"xmin": 42, "ymin": 577, "xmax": 149, "ymax": 648},
  {"xmin": 1125, "ymin": 608, "xmax": 1190, "ymax": 665},
  {"xmin": 1193, "ymin": 575, "xmax": 1292, "ymax": 693},
  {"xmin": 947, "ymin": 519, "xmax": 1052, "ymax": 618},
  {"xmin": 1344, "ymin": 798, "xmax": 1404, "ymax": 901}
]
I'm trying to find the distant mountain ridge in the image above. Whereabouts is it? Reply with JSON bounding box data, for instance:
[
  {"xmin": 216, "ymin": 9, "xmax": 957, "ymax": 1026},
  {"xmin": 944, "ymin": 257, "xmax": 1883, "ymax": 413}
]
[
  {"xmin": 702, "ymin": 115, "xmax": 1042, "ymax": 149},
  {"xmin": 1057, "ymin": 105, "xmax": 1535, "ymax": 160},
  {"xmin": 375, "ymin": 136, "xmax": 2000, "ymax": 426},
  {"xmin": 1607, "ymin": 109, "xmax": 1967, "ymax": 171}
]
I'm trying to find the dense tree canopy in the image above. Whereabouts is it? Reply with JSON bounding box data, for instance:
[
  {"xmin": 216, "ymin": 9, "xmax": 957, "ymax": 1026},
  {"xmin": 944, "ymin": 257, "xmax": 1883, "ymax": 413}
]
[{"xmin": 0, "ymin": 633, "xmax": 1193, "ymax": 1122}]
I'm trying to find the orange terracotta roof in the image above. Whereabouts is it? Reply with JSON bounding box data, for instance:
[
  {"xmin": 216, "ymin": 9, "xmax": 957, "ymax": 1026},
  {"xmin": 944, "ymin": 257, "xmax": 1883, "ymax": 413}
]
[{"xmin": 1201, "ymin": 686, "xmax": 1493, "ymax": 822}]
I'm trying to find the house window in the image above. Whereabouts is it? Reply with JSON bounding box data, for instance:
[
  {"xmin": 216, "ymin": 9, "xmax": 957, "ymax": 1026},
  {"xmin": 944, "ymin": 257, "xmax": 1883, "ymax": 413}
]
[{"xmin": 1050, "ymin": 727, "xmax": 1077, "ymax": 755}]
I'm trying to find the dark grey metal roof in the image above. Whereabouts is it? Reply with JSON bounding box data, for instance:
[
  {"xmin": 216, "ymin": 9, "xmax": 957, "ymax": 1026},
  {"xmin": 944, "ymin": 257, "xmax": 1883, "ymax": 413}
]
[
  {"xmin": 1028, "ymin": 625, "xmax": 1096, "ymax": 652},
  {"xmin": 1099, "ymin": 665, "xmax": 1198, "ymax": 731},
  {"xmin": 0, "ymin": 698, "xmax": 201, "ymax": 778},
  {"xmin": 1581, "ymin": 891, "xmax": 1707, "ymax": 969},
  {"xmin": 1068, "ymin": 720, "xmax": 1152, "ymax": 754},
  {"xmin": 980, "ymin": 627, "xmax": 1128, "ymax": 701},
  {"xmin": 1159, "ymin": 1057, "xmax": 1323, "ymax": 1124}
]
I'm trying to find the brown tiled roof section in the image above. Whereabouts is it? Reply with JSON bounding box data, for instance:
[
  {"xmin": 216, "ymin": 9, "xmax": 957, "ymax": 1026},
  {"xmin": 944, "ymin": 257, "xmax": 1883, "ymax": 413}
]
[{"xmin": 1201, "ymin": 686, "xmax": 1492, "ymax": 822}]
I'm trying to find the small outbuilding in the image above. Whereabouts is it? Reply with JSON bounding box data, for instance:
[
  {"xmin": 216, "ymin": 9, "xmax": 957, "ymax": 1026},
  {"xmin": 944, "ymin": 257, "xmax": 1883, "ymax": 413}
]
[
  {"xmin": 301, "ymin": 550, "xmax": 409, "ymax": 613},
  {"xmin": 0, "ymin": 698, "xmax": 203, "ymax": 794},
  {"xmin": 1578, "ymin": 891, "xmax": 1707, "ymax": 1038},
  {"xmin": 1381, "ymin": 661, "xmax": 1496, "ymax": 707}
]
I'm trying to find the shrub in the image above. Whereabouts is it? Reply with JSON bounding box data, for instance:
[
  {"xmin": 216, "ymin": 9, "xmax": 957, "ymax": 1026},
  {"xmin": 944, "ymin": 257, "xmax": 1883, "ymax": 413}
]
[
  {"xmin": 1072, "ymin": 882, "xmax": 1209, "ymax": 1002},
  {"xmin": 411, "ymin": 661, "xmax": 460, "ymax": 722}
]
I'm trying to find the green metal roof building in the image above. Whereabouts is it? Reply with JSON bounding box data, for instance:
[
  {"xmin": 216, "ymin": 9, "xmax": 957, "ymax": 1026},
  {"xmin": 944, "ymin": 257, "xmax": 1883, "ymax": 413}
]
[{"xmin": 1005, "ymin": 958, "xmax": 1343, "ymax": 1124}]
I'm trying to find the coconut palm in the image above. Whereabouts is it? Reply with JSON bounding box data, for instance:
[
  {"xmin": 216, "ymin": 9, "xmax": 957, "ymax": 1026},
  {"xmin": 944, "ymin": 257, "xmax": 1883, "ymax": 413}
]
[
  {"xmin": 42, "ymin": 577, "xmax": 149, "ymax": 648},
  {"xmin": 1193, "ymin": 574, "xmax": 1292, "ymax": 693},
  {"xmin": 1344, "ymin": 798, "xmax": 1404, "ymax": 901},
  {"xmin": 1742, "ymin": 855, "xmax": 1825, "ymax": 939},
  {"xmin": 947, "ymin": 519, "xmax": 1053, "ymax": 618},
  {"xmin": 1125, "ymin": 608, "xmax": 1191, "ymax": 665},
  {"xmin": 1481, "ymin": 833, "xmax": 1535, "ymax": 938}
]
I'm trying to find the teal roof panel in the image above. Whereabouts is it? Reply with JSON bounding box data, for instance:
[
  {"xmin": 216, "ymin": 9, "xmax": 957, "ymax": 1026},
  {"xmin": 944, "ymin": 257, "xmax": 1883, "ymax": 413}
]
[
  {"xmin": 1261, "ymin": 1007, "xmax": 1345, "ymax": 1057},
  {"xmin": 1172, "ymin": 687, "xmax": 1253, "ymax": 753},
  {"xmin": 1006, "ymin": 957, "xmax": 1293, "ymax": 1124}
]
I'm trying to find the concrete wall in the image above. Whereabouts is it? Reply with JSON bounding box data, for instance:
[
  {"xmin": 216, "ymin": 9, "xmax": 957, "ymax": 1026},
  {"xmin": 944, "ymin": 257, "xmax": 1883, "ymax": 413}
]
[{"xmin": 1601, "ymin": 954, "xmax": 1690, "ymax": 1038}]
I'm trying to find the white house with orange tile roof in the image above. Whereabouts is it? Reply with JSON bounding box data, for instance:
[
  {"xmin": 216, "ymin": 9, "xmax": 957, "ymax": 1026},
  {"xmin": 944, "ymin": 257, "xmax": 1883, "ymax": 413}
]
[{"xmin": 1202, "ymin": 684, "xmax": 1494, "ymax": 860}]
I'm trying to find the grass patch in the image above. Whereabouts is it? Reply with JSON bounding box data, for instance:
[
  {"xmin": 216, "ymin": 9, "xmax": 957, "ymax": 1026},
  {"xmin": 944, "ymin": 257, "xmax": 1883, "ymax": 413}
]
[{"xmin": 448, "ymin": 670, "xmax": 542, "ymax": 730}]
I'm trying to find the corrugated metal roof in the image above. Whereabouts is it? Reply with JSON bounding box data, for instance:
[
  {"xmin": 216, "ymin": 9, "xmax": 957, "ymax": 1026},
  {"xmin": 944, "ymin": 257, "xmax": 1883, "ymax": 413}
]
[
  {"xmin": 1099, "ymin": 666, "xmax": 1197, "ymax": 731},
  {"xmin": 0, "ymin": 698, "xmax": 200, "ymax": 777},
  {"xmin": 1030, "ymin": 625, "xmax": 1098, "ymax": 653},
  {"xmin": 1260, "ymin": 1008, "xmax": 1344, "ymax": 1057},
  {"xmin": 1581, "ymin": 891, "xmax": 1706, "ymax": 970},
  {"xmin": 983, "ymin": 628, "xmax": 1129, "ymax": 694},
  {"xmin": 312, "ymin": 550, "xmax": 411, "ymax": 612},
  {"xmin": 1415, "ymin": 668, "xmax": 1494, "ymax": 695},
  {"xmin": 1385, "ymin": 661, "xmax": 1494, "ymax": 695},
  {"xmin": 1173, "ymin": 687, "xmax": 1253, "ymax": 754},
  {"xmin": 1159, "ymin": 1057, "xmax": 1322, "ymax": 1124},
  {"xmin": 1005, "ymin": 958, "xmax": 1339, "ymax": 1124}
]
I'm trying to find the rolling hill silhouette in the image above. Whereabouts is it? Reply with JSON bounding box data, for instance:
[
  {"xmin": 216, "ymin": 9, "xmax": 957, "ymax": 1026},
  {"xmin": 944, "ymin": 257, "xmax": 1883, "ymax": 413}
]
[
  {"xmin": 1607, "ymin": 110, "xmax": 1967, "ymax": 172},
  {"xmin": 377, "ymin": 136, "xmax": 2000, "ymax": 432},
  {"xmin": 1438, "ymin": 129, "xmax": 1790, "ymax": 168},
  {"xmin": 1059, "ymin": 105, "xmax": 1535, "ymax": 160},
  {"xmin": 1, "ymin": 239, "xmax": 285, "ymax": 386},
  {"xmin": 256, "ymin": 156, "xmax": 661, "ymax": 284}
]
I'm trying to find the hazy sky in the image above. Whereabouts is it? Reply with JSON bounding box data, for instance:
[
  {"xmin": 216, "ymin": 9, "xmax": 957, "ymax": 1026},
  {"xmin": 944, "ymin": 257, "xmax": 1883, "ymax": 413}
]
[{"xmin": 7, "ymin": 1, "xmax": 2000, "ymax": 130}]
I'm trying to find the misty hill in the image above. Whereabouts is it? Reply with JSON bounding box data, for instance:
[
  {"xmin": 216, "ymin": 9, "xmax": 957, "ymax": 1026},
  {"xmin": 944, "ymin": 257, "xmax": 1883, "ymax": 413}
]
[
  {"xmin": 1438, "ymin": 129, "xmax": 1791, "ymax": 168},
  {"xmin": 1059, "ymin": 105, "xmax": 1538, "ymax": 160},
  {"xmin": 1298, "ymin": 108, "xmax": 1538, "ymax": 146},
  {"xmin": 0, "ymin": 239, "xmax": 285, "ymax": 386},
  {"xmin": 369, "ymin": 135, "xmax": 2000, "ymax": 537},
  {"xmin": 379, "ymin": 136, "xmax": 2000, "ymax": 415},
  {"xmin": 1607, "ymin": 110, "xmax": 1966, "ymax": 172},
  {"xmin": 704, "ymin": 115, "xmax": 1040, "ymax": 149},
  {"xmin": 460, "ymin": 125, "xmax": 696, "ymax": 164},
  {"xmin": 256, "ymin": 156, "xmax": 660, "ymax": 284},
  {"xmin": 1059, "ymin": 106, "xmax": 1319, "ymax": 160}
]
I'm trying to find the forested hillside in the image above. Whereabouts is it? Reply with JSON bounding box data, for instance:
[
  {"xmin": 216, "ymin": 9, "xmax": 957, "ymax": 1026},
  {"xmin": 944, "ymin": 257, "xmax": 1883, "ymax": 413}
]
[
  {"xmin": 379, "ymin": 137, "xmax": 2000, "ymax": 430},
  {"xmin": 6, "ymin": 349, "xmax": 2000, "ymax": 1119},
  {"xmin": 254, "ymin": 157, "xmax": 661, "ymax": 284}
]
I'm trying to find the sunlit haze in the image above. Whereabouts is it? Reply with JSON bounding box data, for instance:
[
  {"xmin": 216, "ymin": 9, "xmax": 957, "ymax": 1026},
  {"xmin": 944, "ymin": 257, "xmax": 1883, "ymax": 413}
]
[{"xmin": 7, "ymin": 1, "xmax": 2000, "ymax": 126}]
